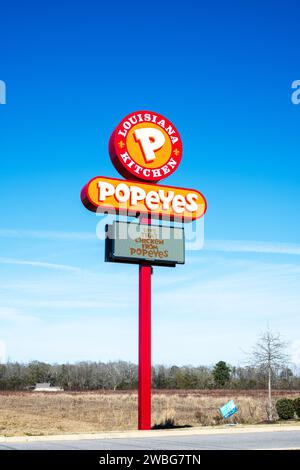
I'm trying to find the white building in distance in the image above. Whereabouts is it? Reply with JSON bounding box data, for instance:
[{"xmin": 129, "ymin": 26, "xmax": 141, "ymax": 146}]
[{"xmin": 33, "ymin": 383, "xmax": 63, "ymax": 392}]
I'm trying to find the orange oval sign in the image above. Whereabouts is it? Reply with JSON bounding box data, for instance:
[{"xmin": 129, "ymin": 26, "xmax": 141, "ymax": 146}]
[{"xmin": 81, "ymin": 176, "xmax": 207, "ymax": 222}]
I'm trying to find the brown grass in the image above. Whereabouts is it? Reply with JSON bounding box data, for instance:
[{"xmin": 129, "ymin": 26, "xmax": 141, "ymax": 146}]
[{"xmin": 0, "ymin": 390, "xmax": 299, "ymax": 436}]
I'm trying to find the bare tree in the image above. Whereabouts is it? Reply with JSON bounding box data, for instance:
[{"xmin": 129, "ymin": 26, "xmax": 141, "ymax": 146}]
[{"xmin": 248, "ymin": 329, "xmax": 289, "ymax": 421}]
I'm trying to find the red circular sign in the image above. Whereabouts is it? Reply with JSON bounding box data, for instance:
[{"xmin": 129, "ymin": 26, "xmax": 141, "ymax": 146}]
[{"xmin": 109, "ymin": 110, "xmax": 183, "ymax": 182}]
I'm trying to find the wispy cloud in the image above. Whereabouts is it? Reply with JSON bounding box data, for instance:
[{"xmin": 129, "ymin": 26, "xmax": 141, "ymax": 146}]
[
  {"xmin": 0, "ymin": 307, "xmax": 36, "ymax": 322},
  {"xmin": 1, "ymin": 229, "xmax": 300, "ymax": 256},
  {"xmin": 0, "ymin": 267, "xmax": 137, "ymax": 312},
  {"xmin": 204, "ymin": 240, "xmax": 300, "ymax": 256},
  {"xmin": 0, "ymin": 340, "xmax": 6, "ymax": 363},
  {"xmin": 291, "ymin": 341, "xmax": 300, "ymax": 365},
  {"xmin": 0, "ymin": 229, "xmax": 95, "ymax": 241},
  {"xmin": 0, "ymin": 257, "xmax": 81, "ymax": 273},
  {"xmin": 1, "ymin": 229, "xmax": 300, "ymax": 364},
  {"xmin": 0, "ymin": 253, "xmax": 299, "ymax": 364}
]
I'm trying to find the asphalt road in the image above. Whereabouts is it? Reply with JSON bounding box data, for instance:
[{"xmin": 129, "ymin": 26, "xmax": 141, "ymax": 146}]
[{"xmin": 0, "ymin": 430, "xmax": 299, "ymax": 450}]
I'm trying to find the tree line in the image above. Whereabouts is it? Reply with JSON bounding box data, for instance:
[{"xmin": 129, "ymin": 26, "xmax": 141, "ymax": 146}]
[{"xmin": 0, "ymin": 360, "xmax": 299, "ymax": 391}]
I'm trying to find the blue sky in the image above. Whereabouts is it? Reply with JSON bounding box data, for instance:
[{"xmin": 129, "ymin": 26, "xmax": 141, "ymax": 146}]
[{"xmin": 0, "ymin": 0, "xmax": 299, "ymax": 366}]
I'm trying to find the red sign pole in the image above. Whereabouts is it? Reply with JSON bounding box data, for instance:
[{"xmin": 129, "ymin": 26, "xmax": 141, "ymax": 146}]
[{"xmin": 138, "ymin": 262, "xmax": 152, "ymax": 430}]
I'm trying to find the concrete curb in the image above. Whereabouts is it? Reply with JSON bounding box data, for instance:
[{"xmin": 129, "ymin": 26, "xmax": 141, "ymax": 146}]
[{"xmin": 1, "ymin": 424, "xmax": 300, "ymax": 443}]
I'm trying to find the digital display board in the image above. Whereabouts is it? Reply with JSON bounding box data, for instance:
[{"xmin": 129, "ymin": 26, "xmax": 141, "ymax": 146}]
[{"xmin": 105, "ymin": 221, "xmax": 185, "ymax": 267}]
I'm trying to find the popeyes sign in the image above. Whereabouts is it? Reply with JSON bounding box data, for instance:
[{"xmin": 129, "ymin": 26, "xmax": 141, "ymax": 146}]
[
  {"xmin": 81, "ymin": 110, "xmax": 207, "ymax": 222},
  {"xmin": 80, "ymin": 110, "xmax": 207, "ymax": 431},
  {"xmin": 109, "ymin": 111, "xmax": 182, "ymax": 182}
]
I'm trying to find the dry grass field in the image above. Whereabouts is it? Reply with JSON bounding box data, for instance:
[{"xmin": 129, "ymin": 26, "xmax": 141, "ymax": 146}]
[{"xmin": 0, "ymin": 390, "xmax": 299, "ymax": 437}]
